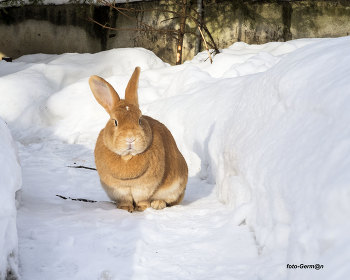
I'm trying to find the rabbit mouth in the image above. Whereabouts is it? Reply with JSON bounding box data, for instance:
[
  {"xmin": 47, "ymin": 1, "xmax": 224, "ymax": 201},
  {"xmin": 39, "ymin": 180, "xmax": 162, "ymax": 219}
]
[
  {"xmin": 125, "ymin": 144, "xmax": 135, "ymax": 154},
  {"xmin": 121, "ymin": 145, "xmax": 136, "ymax": 156},
  {"xmin": 114, "ymin": 142, "xmax": 144, "ymax": 156},
  {"xmin": 113, "ymin": 146, "xmax": 138, "ymax": 156}
]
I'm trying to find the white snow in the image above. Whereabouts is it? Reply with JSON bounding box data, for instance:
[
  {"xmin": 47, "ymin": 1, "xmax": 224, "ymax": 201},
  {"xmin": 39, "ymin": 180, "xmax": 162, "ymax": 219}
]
[
  {"xmin": 0, "ymin": 36, "xmax": 349, "ymax": 279},
  {"xmin": 0, "ymin": 118, "xmax": 22, "ymax": 280}
]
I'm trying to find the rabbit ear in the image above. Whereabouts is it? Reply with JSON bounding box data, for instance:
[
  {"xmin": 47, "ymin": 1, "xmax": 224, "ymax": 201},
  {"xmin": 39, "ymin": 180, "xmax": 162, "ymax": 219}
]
[
  {"xmin": 125, "ymin": 67, "xmax": 141, "ymax": 107},
  {"xmin": 89, "ymin": 75, "xmax": 120, "ymax": 114}
]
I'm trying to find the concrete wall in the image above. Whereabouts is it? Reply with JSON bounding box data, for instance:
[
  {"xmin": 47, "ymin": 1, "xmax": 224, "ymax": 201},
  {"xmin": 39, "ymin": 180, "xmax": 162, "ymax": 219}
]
[
  {"xmin": 0, "ymin": 0, "xmax": 350, "ymax": 64},
  {"xmin": 0, "ymin": 5, "xmax": 106, "ymax": 59}
]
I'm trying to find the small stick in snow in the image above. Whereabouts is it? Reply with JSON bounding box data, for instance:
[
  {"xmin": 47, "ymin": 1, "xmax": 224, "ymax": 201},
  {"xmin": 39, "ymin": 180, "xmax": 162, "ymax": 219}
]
[
  {"xmin": 197, "ymin": 26, "xmax": 213, "ymax": 64},
  {"xmin": 56, "ymin": 195, "xmax": 97, "ymax": 203},
  {"xmin": 67, "ymin": 166, "xmax": 97, "ymax": 171},
  {"xmin": 204, "ymin": 50, "xmax": 215, "ymax": 62}
]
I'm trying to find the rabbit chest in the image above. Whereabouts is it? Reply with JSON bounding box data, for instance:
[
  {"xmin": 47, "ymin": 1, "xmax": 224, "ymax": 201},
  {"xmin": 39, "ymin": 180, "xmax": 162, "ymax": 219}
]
[{"xmin": 94, "ymin": 129, "xmax": 166, "ymax": 192}]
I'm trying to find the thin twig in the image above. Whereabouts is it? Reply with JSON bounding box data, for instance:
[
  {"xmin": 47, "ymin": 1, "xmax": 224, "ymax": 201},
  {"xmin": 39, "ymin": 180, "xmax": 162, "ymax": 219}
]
[
  {"xmin": 99, "ymin": 1, "xmax": 199, "ymax": 32},
  {"xmin": 92, "ymin": 0, "xmax": 220, "ymax": 61},
  {"xmin": 184, "ymin": 31, "xmax": 215, "ymax": 49},
  {"xmin": 56, "ymin": 195, "xmax": 97, "ymax": 203},
  {"xmin": 160, "ymin": 16, "xmax": 179, "ymax": 23},
  {"xmin": 186, "ymin": 4, "xmax": 219, "ymax": 54},
  {"xmin": 87, "ymin": 16, "xmax": 180, "ymax": 41},
  {"xmin": 97, "ymin": 0, "xmax": 163, "ymax": 32},
  {"xmin": 68, "ymin": 165, "xmax": 97, "ymax": 171},
  {"xmin": 204, "ymin": 50, "xmax": 215, "ymax": 62},
  {"xmin": 198, "ymin": 26, "xmax": 212, "ymax": 64},
  {"xmin": 105, "ymin": 1, "xmax": 220, "ymax": 54}
]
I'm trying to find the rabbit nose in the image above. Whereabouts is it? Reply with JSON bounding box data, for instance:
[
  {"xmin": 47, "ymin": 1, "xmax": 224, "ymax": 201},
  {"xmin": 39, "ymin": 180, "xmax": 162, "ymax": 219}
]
[{"xmin": 126, "ymin": 137, "xmax": 135, "ymax": 144}]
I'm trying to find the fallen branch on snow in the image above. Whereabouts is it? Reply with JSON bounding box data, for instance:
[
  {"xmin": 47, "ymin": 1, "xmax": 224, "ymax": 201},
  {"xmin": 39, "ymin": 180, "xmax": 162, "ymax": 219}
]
[
  {"xmin": 56, "ymin": 195, "xmax": 97, "ymax": 203},
  {"xmin": 67, "ymin": 165, "xmax": 97, "ymax": 171}
]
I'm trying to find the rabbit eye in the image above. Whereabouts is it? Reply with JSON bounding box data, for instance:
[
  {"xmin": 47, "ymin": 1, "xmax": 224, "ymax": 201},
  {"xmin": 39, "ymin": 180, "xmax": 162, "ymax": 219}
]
[
  {"xmin": 114, "ymin": 119, "xmax": 118, "ymax": 126},
  {"xmin": 139, "ymin": 119, "xmax": 141, "ymax": 125}
]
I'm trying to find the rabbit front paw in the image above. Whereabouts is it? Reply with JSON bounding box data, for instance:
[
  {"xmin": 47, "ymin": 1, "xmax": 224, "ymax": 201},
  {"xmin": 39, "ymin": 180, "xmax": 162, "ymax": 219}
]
[
  {"xmin": 151, "ymin": 200, "xmax": 166, "ymax": 210},
  {"xmin": 135, "ymin": 201, "xmax": 150, "ymax": 212},
  {"xmin": 118, "ymin": 205, "xmax": 134, "ymax": 213}
]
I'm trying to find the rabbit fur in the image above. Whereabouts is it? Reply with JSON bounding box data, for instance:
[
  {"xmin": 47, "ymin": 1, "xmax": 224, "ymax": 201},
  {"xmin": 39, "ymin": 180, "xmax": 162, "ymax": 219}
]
[{"xmin": 89, "ymin": 67, "xmax": 188, "ymax": 212}]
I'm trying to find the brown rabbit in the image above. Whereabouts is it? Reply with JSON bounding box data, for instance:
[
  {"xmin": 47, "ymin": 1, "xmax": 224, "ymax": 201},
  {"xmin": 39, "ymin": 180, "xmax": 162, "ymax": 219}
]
[{"xmin": 89, "ymin": 67, "xmax": 188, "ymax": 212}]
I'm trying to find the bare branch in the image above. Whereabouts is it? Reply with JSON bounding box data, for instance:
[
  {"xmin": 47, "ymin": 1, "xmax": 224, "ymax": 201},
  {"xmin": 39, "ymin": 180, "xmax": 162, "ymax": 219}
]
[
  {"xmin": 67, "ymin": 165, "xmax": 97, "ymax": 171},
  {"xmin": 100, "ymin": 4, "xmax": 192, "ymax": 25},
  {"xmin": 204, "ymin": 50, "xmax": 215, "ymax": 62},
  {"xmin": 97, "ymin": 0, "xmax": 163, "ymax": 32},
  {"xmin": 160, "ymin": 16, "xmax": 179, "ymax": 23},
  {"xmin": 198, "ymin": 26, "xmax": 212, "ymax": 63},
  {"xmin": 98, "ymin": 0, "xmax": 220, "ymax": 54},
  {"xmin": 183, "ymin": 30, "xmax": 215, "ymax": 49},
  {"xmin": 56, "ymin": 195, "xmax": 97, "ymax": 203},
  {"xmin": 89, "ymin": 0, "xmax": 220, "ymax": 63},
  {"xmin": 87, "ymin": 16, "xmax": 179, "ymax": 35}
]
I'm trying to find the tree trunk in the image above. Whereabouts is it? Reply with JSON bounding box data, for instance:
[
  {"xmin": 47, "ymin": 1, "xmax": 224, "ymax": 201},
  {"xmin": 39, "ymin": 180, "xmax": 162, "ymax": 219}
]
[
  {"xmin": 194, "ymin": 0, "xmax": 202, "ymax": 55},
  {"xmin": 176, "ymin": 0, "xmax": 187, "ymax": 65}
]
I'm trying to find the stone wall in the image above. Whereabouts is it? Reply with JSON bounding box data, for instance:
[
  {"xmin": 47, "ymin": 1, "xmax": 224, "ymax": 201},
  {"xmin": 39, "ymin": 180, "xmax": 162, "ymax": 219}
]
[{"xmin": 0, "ymin": 0, "xmax": 349, "ymax": 64}]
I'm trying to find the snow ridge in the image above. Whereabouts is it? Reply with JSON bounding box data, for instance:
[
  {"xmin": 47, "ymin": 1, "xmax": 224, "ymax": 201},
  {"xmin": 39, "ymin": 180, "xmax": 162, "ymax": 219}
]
[{"xmin": 0, "ymin": 118, "xmax": 22, "ymax": 280}]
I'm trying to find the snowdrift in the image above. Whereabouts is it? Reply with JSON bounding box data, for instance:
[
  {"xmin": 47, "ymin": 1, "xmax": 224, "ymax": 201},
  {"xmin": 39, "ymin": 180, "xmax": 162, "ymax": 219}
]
[
  {"xmin": 150, "ymin": 37, "xmax": 350, "ymax": 279},
  {"xmin": 0, "ymin": 36, "xmax": 349, "ymax": 279},
  {"xmin": 0, "ymin": 118, "xmax": 21, "ymax": 280}
]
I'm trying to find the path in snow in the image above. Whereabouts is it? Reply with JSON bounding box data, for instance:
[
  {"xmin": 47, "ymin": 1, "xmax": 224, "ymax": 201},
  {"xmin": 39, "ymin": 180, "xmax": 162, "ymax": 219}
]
[{"xmin": 17, "ymin": 141, "xmax": 259, "ymax": 280}]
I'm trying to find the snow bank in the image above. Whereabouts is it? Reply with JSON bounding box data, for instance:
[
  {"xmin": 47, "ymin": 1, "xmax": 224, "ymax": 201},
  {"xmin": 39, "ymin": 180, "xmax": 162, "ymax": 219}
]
[
  {"xmin": 0, "ymin": 36, "xmax": 349, "ymax": 278},
  {"xmin": 0, "ymin": 48, "xmax": 166, "ymax": 143},
  {"xmin": 150, "ymin": 37, "xmax": 350, "ymax": 279},
  {"xmin": 0, "ymin": 118, "xmax": 22, "ymax": 280}
]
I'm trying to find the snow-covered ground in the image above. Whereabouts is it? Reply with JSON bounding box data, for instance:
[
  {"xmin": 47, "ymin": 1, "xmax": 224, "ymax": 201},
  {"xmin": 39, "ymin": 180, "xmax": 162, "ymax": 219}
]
[
  {"xmin": 0, "ymin": 36, "xmax": 349, "ymax": 279},
  {"xmin": 0, "ymin": 118, "xmax": 21, "ymax": 280}
]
